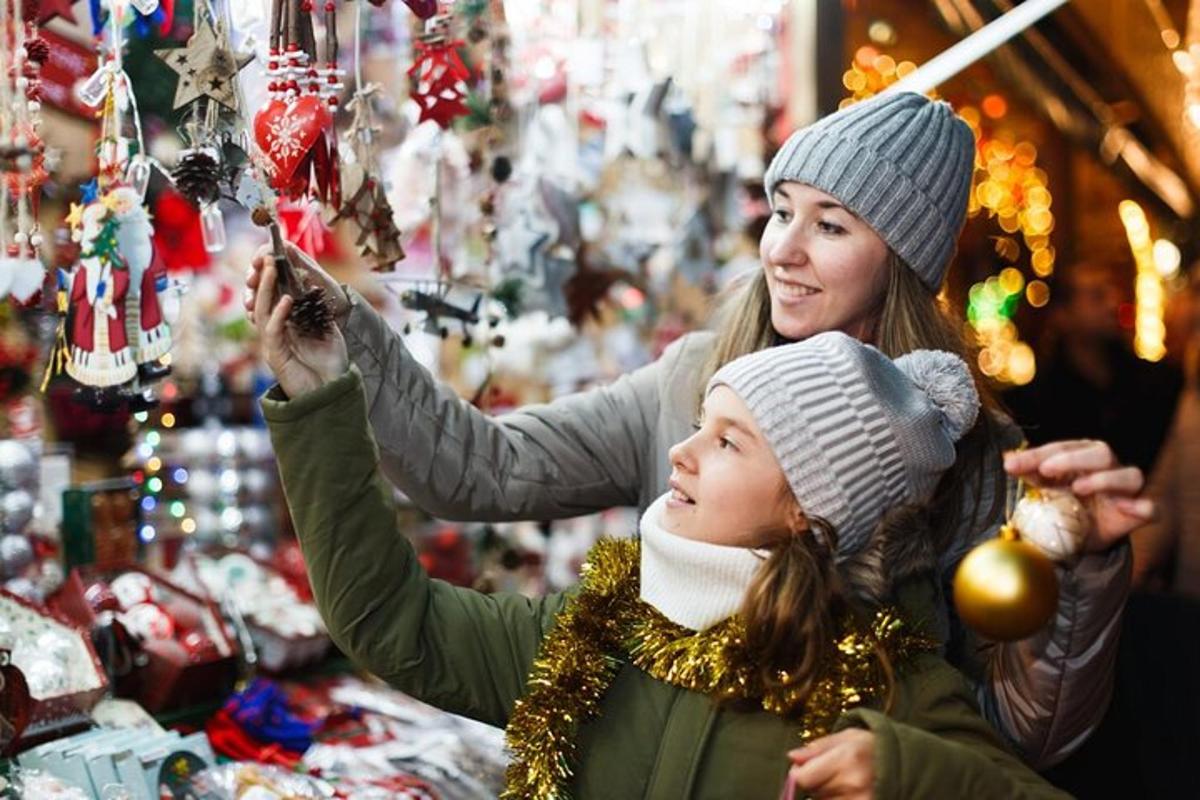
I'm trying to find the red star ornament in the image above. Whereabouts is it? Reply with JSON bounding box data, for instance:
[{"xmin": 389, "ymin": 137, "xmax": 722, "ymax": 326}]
[{"xmin": 408, "ymin": 39, "xmax": 471, "ymax": 129}]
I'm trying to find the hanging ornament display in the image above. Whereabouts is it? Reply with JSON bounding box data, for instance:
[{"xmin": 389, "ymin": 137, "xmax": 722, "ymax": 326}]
[
  {"xmin": 252, "ymin": 0, "xmax": 343, "ymax": 204},
  {"xmin": 42, "ymin": 3, "xmax": 173, "ymax": 410},
  {"xmin": 332, "ymin": 24, "xmax": 404, "ymax": 272},
  {"xmin": 407, "ymin": 14, "xmax": 471, "ymax": 129},
  {"xmin": 0, "ymin": 0, "xmax": 50, "ymax": 305},
  {"xmin": 953, "ymin": 477, "xmax": 1064, "ymax": 642},
  {"xmin": 171, "ymin": 104, "xmax": 240, "ymax": 254},
  {"xmin": 156, "ymin": 0, "xmax": 257, "ymax": 256}
]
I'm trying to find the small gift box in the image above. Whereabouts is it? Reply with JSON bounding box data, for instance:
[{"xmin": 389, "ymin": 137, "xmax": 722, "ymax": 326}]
[{"xmin": 0, "ymin": 589, "xmax": 107, "ymax": 753}]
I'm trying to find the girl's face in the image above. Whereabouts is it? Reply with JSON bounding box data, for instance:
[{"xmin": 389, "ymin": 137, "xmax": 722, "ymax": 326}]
[
  {"xmin": 760, "ymin": 182, "xmax": 891, "ymax": 342},
  {"xmin": 663, "ymin": 386, "xmax": 799, "ymax": 547}
]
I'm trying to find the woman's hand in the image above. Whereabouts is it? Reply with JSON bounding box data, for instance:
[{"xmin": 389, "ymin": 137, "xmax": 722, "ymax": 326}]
[
  {"xmin": 245, "ymin": 241, "xmax": 350, "ymax": 327},
  {"xmin": 253, "ymin": 257, "xmax": 349, "ymax": 399},
  {"xmin": 1004, "ymin": 440, "xmax": 1154, "ymax": 553},
  {"xmin": 786, "ymin": 729, "xmax": 875, "ymax": 800}
]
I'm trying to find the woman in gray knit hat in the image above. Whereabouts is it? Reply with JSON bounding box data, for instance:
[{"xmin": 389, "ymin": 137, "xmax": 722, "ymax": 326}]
[{"xmin": 245, "ymin": 91, "xmax": 1149, "ymax": 769}]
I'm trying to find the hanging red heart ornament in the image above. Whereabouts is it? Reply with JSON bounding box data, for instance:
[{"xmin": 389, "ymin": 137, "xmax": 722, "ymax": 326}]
[{"xmin": 253, "ymin": 95, "xmax": 332, "ymax": 192}]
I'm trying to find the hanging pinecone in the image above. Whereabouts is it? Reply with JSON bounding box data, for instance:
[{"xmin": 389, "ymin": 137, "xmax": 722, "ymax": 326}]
[
  {"xmin": 251, "ymin": 205, "xmax": 336, "ymax": 339},
  {"xmin": 290, "ymin": 287, "xmax": 336, "ymax": 338},
  {"xmin": 171, "ymin": 149, "xmax": 222, "ymax": 207}
]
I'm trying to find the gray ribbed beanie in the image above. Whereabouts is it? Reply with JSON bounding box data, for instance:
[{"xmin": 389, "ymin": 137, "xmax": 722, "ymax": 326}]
[
  {"xmin": 708, "ymin": 331, "xmax": 979, "ymax": 559},
  {"xmin": 764, "ymin": 92, "xmax": 976, "ymax": 290}
]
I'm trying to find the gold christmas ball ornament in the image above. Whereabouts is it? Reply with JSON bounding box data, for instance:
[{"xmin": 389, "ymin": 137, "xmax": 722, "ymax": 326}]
[
  {"xmin": 953, "ymin": 525, "xmax": 1058, "ymax": 641},
  {"xmin": 1010, "ymin": 487, "xmax": 1092, "ymax": 562}
]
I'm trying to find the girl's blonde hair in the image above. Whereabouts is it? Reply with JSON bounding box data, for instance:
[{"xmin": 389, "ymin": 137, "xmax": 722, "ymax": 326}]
[{"xmin": 701, "ymin": 253, "xmax": 1006, "ymax": 556}]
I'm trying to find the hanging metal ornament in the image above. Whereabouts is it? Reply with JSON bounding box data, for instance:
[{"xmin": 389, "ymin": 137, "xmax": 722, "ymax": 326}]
[
  {"xmin": 0, "ymin": 0, "xmax": 50, "ymax": 305},
  {"xmin": 253, "ymin": 0, "xmax": 343, "ymax": 205}
]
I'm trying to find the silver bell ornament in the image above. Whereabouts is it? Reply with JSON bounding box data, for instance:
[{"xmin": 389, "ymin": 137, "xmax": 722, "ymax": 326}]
[
  {"xmin": 0, "ymin": 489, "xmax": 35, "ymax": 534},
  {"xmin": 0, "ymin": 441, "xmax": 36, "ymax": 491},
  {"xmin": 0, "ymin": 533, "xmax": 35, "ymax": 579},
  {"xmin": 1010, "ymin": 487, "xmax": 1092, "ymax": 562}
]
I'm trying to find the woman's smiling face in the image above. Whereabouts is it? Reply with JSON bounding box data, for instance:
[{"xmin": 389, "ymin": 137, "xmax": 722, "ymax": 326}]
[{"xmin": 760, "ymin": 182, "xmax": 891, "ymax": 343}]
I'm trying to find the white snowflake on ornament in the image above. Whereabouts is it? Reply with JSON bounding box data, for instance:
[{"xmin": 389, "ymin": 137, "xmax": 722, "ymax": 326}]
[{"xmin": 267, "ymin": 113, "xmax": 310, "ymax": 164}]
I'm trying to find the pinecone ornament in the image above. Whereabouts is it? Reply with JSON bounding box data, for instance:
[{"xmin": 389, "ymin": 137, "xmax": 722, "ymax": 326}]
[
  {"xmin": 290, "ymin": 287, "xmax": 336, "ymax": 337},
  {"xmin": 172, "ymin": 150, "xmax": 222, "ymax": 206}
]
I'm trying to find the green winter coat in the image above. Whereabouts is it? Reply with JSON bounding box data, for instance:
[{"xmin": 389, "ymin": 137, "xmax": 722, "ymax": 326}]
[{"xmin": 263, "ymin": 366, "xmax": 1071, "ymax": 800}]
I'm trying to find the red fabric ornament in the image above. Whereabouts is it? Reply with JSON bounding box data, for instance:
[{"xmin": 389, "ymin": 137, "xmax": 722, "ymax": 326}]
[
  {"xmin": 407, "ymin": 38, "xmax": 471, "ymax": 129},
  {"xmin": 152, "ymin": 189, "xmax": 210, "ymax": 273}
]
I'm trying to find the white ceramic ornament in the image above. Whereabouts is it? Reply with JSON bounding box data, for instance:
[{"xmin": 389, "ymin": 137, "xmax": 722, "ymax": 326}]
[
  {"xmin": 1011, "ymin": 488, "xmax": 1093, "ymax": 562},
  {"xmin": 121, "ymin": 602, "xmax": 176, "ymax": 641},
  {"xmin": 36, "ymin": 560, "xmax": 65, "ymax": 595},
  {"xmin": 111, "ymin": 572, "xmax": 155, "ymax": 610}
]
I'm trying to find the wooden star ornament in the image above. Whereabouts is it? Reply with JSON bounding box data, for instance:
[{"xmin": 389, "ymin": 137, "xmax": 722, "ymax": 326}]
[{"xmin": 154, "ymin": 16, "xmax": 252, "ymax": 112}]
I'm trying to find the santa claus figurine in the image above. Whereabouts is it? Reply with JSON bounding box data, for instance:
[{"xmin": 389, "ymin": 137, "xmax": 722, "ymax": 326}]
[
  {"xmin": 109, "ymin": 187, "xmax": 171, "ymax": 379},
  {"xmin": 65, "ymin": 202, "xmax": 137, "ymax": 389}
]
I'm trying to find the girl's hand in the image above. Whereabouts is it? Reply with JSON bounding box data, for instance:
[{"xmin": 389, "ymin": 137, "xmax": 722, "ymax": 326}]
[
  {"xmin": 786, "ymin": 729, "xmax": 875, "ymax": 800},
  {"xmin": 253, "ymin": 258, "xmax": 349, "ymax": 399},
  {"xmin": 245, "ymin": 241, "xmax": 350, "ymax": 327},
  {"xmin": 1004, "ymin": 440, "xmax": 1154, "ymax": 553}
]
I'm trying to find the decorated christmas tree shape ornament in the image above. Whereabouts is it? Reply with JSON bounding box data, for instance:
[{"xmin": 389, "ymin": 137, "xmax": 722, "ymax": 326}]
[
  {"xmin": 332, "ymin": 37, "xmax": 404, "ymax": 271},
  {"xmin": 953, "ymin": 476, "xmax": 1062, "ymax": 642}
]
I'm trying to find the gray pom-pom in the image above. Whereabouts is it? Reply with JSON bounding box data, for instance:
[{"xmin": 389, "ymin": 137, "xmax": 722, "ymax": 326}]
[{"xmin": 893, "ymin": 350, "xmax": 979, "ymax": 441}]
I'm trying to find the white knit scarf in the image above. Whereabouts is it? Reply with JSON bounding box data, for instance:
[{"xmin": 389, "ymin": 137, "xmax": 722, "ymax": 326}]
[{"xmin": 638, "ymin": 493, "xmax": 767, "ymax": 631}]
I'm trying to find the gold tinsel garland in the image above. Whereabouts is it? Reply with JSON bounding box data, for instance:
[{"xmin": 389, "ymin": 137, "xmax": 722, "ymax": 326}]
[{"xmin": 501, "ymin": 538, "xmax": 936, "ymax": 800}]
